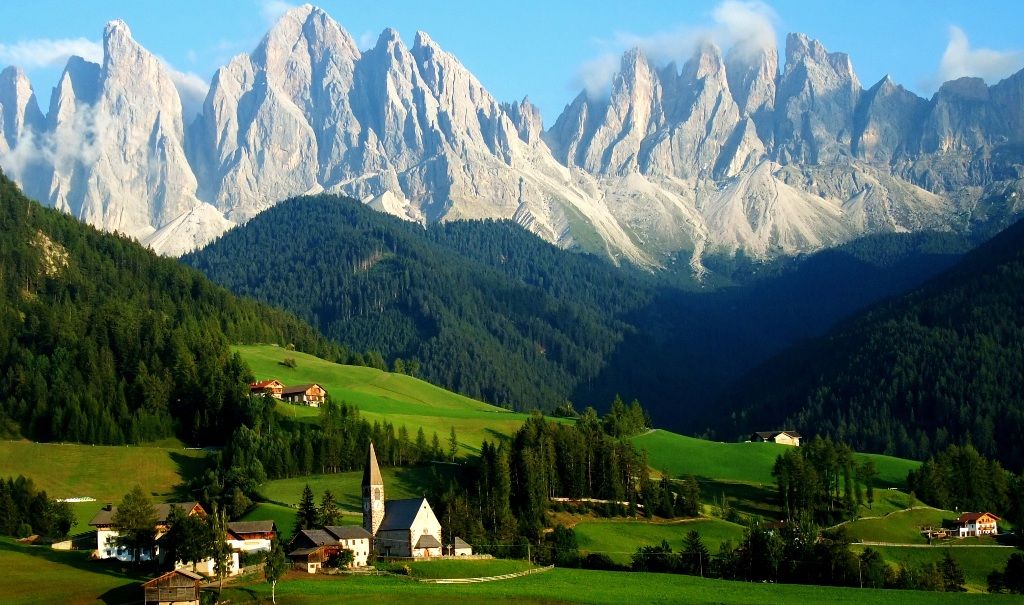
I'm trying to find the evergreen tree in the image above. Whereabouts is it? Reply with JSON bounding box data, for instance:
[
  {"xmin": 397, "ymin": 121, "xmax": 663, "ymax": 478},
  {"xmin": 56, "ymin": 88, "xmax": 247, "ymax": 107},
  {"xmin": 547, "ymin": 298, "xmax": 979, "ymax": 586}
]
[
  {"xmin": 448, "ymin": 426, "xmax": 458, "ymax": 462},
  {"xmin": 680, "ymin": 530, "xmax": 709, "ymax": 577},
  {"xmin": 940, "ymin": 551, "xmax": 966, "ymax": 592},
  {"xmin": 294, "ymin": 485, "xmax": 318, "ymax": 536},
  {"xmin": 318, "ymin": 490, "xmax": 341, "ymax": 527},
  {"xmin": 111, "ymin": 485, "xmax": 158, "ymax": 565}
]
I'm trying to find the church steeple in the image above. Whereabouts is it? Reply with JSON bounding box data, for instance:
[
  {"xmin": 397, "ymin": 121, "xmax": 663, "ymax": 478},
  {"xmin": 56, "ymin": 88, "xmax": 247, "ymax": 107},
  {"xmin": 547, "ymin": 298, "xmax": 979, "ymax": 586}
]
[{"xmin": 362, "ymin": 442, "xmax": 385, "ymax": 536}]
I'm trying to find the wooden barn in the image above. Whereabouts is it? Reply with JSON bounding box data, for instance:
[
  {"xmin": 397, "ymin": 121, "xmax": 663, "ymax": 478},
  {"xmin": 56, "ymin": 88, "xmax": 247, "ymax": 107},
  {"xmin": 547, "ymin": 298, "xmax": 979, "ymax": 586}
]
[
  {"xmin": 142, "ymin": 569, "xmax": 202, "ymax": 605},
  {"xmin": 249, "ymin": 379, "xmax": 285, "ymax": 398}
]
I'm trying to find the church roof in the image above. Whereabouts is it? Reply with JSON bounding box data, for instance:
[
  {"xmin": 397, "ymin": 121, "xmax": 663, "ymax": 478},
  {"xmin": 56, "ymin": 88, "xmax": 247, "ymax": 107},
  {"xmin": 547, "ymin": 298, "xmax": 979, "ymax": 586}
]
[
  {"xmin": 415, "ymin": 534, "xmax": 442, "ymax": 549},
  {"xmin": 363, "ymin": 442, "xmax": 383, "ymax": 487},
  {"xmin": 452, "ymin": 537, "xmax": 471, "ymax": 549},
  {"xmin": 378, "ymin": 498, "xmax": 430, "ymax": 532}
]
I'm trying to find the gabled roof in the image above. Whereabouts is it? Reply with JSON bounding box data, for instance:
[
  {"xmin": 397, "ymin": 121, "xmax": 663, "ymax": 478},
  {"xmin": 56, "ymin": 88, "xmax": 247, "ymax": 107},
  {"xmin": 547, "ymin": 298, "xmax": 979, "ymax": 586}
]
[
  {"xmin": 452, "ymin": 537, "xmax": 471, "ymax": 549},
  {"xmin": 378, "ymin": 498, "xmax": 430, "ymax": 532},
  {"xmin": 141, "ymin": 568, "xmax": 203, "ymax": 587},
  {"xmin": 90, "ymin": 502, "xmax": 202, "ymax": 527},
  {"xmin": 753, "ymin": 430, "xmax": 802, "ymax": 440},
  {"xmin": 281, "ymin": 383, "xmax": 322, "ymax": 395},
  {"xmin": 227, "ymin": 520, "xmax": 276, "ymax": 535},
  {"xmin": 363, "ymin": 442, "xmax": 383, "ymax": 488},
  {"xmin": 325, "ymin": 525, "xmax": 371, "ymax": 541},
  {"xmin": 415, "ymin": 534, "xmax": 442, "ymax": 549},
  {"xmin": 957, "ymin": 511, "xmax": 1001, "ymax": 523},
  {"xmin": 293, "ymin": 529, "xmax": 338, "ymax": 547},
  {"xmin": 250, "ymin": 379, "xmax": 282, "ymax": 389}
]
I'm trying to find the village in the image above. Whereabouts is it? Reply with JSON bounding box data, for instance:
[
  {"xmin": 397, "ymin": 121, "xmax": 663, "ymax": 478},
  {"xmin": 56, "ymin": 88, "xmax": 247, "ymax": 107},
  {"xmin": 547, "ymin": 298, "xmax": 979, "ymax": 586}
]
[{"xmin": 75, "ymin": 378, "xmax": 1006, "ymax": 604}]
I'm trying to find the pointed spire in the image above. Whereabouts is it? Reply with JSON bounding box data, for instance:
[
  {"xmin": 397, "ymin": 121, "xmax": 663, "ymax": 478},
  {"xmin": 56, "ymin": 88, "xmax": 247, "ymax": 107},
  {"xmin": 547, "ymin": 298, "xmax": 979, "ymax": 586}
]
[{"xmin": 363, "ymin": 441, "xmax": 383, "ymax": 487}]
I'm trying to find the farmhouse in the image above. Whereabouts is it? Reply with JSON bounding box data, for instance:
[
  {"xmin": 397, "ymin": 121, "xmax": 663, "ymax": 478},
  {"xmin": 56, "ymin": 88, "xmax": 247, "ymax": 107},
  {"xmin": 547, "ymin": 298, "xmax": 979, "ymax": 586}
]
[
  {"xmin": 750, "ymin": 431, "xmax": 802, "ymax": 446},
  {"xmin": 362, "ymin": 442, "xmax": 449, "ymax": 558},
  {"xmin": 281, "ymin": 383, "xmax": 327, "ymax": 406},
  {"xmin": 956, "ymin": 512, "xmax": 1000, "ymax": 537},
  {"xmin": 226, "ymin": 520, "xmax": 277, "ymax": 553},
  {"xmin": 90, "ymin": 502, "xmax": 205, "ymax": 562},
  {"xmin": 249, "ymin": 379, "xmax": 284, "ymax": 398},
  {"xmin": 287, "ymin": 525, "xmax": 372, "ymax": 573},
  {"xmin": 142, "ymin": 568, "xmax": 202, "ymax": 605}
]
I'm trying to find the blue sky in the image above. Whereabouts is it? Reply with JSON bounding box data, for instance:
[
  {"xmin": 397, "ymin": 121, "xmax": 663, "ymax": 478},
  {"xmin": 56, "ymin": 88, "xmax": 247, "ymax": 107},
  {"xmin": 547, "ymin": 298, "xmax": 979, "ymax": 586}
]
[{"xmin": 1, "ymin": 0, "xmax": 1022, "ymax": 123}]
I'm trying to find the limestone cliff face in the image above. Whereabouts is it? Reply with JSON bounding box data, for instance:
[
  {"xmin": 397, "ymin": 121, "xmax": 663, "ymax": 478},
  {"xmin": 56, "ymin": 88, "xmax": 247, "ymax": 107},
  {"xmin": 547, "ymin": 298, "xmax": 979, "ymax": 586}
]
[{"xmin": 1, "ymin": 5, "xmax": 1022, "ymax": 268}]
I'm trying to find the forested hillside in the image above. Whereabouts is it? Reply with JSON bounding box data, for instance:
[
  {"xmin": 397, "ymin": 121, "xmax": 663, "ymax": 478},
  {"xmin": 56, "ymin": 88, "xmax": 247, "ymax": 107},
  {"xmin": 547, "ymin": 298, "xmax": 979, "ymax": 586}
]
[
  {"xmin": 186, "ymin": 194, "xmax": 967, "ymax": 426},
  {"xmin": 0, "ymin": 172, "xmax": 339, "ymax": 445},
  {"xmin": 718, "ymin": 217, "xmax": 1024, "ymax": 469}
]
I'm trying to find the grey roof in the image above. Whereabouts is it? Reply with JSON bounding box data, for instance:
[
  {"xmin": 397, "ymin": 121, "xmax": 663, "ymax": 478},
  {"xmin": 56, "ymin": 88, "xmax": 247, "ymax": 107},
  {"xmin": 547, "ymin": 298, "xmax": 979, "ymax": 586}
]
[
  {"xmin": 294, "ymin": 529, "xmax": 338, "ymax": 547},
  {"xmin": 415, "ymin": 534, "xmax": 442, "ymax": 549},
  {"xmin": 363, "ymin": 442, "xmax": 383, "ymax": 487},
  {"xmin": 288, "ymin": 547, "xmax": 322, "ymax": 557},
  {"xmin": 90, "ymin": 502, "xmax": 202, "ymax": 527},
  {"xmin": 378, "ymin": 498, "xmax": 429, "ymax": 532},
  {"xmin": 452, "ymin": 537, "xmax": 471, "ymax": 549},
  {"xmin": 325, "ymin": 525, "xmax": 371, "ymax": 541},
  {"xmin": 227, "ymin": 521, "xmax": 276, "ymax": 535}
]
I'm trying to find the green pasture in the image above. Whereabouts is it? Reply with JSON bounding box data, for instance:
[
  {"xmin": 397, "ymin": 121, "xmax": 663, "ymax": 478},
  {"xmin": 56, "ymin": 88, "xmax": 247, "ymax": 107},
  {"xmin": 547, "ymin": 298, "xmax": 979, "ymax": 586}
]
[
  {"xmin": 853, "ymin": 544, "xmax": 1018, "ymax": 593},
  {"xmin": 235, "ymin": 345, "xmax": 536, "ymax": 451},
  {"xmin": 573, "ymin": 518, "xmax": 746, "ymax": 564},
  {"xmin": 215, "ymin": 565, "xmax": 1020, "ymax": 604}
]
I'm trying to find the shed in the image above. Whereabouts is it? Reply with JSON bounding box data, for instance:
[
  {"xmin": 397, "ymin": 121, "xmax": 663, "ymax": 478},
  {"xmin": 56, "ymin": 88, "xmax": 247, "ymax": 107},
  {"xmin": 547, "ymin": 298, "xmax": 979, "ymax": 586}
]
[
  {"xmin": 142, "ymin": 569, "xmax": 202, "ymax": 605},
  {"xmin": 450, "ymin": 536, "xmax": 473, "ymax": 556}
]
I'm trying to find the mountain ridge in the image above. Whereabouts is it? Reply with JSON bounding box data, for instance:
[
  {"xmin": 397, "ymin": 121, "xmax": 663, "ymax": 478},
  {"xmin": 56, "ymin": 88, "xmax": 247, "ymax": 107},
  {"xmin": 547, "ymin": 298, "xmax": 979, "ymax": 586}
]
[{"xmin": 0, "ymin": 4, "xmax": 1022, "ymax": 272}]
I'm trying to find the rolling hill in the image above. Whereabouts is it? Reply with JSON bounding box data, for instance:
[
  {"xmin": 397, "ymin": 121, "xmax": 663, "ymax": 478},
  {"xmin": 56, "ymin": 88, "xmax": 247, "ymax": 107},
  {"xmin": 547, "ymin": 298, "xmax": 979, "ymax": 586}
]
[
  {"xmin": 0, "ymin": 171, "xmax": 338, "ymax": 447},
  {"xmin": 186, "ymin": 194, "xmax": 967, "ymax": 432},
  {"xmin": 717, "ymin": 216, "xmax": 1024, "ymax": 469}
]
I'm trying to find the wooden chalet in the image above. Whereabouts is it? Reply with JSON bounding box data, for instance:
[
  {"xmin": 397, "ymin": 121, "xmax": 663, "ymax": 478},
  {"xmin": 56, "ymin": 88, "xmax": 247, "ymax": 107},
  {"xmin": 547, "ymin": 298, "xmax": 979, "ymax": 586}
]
[
  {"xmin": 250, "ymin": 379, "xmax": 284, "ymax": 398},
  {"xmin": 280, "ymin": 383, "xmax": 327, "ymax": 407},
  {"xmin": 142, "ymin": 569, "xmax": 202, "ymax": 605},
  {"xmin": 750, "ymin": 430, "xmax": 802, "ymax": 447}
]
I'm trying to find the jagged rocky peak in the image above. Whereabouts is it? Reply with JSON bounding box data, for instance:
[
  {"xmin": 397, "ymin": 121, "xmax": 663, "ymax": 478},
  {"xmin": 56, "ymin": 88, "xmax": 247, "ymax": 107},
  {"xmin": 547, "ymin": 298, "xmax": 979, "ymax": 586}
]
[
  {"xmin": 503, "ymin": 96, "xmax": 543, "ymax": 145},
  {"xmin": 724, "ymin": 42, "xmax": 777, "ymax": 123},
  {"xmin": 774, "ymin": 32, "xmax": 863, "ymax": 165},
  {"xmin": 0, "ymin": 66, "xmax": 44, "ymax": 148},
  {"xmin": 853, "ymin": 75, "xmax": 928, "ymax": 163}
]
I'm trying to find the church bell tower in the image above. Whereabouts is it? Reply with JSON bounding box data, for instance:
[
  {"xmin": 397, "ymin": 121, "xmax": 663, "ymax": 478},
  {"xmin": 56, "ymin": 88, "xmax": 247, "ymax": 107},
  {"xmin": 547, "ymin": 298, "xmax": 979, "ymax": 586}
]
[{"xmin": 362, "ymin": 442, "xmax": 385, "ymax": 536}]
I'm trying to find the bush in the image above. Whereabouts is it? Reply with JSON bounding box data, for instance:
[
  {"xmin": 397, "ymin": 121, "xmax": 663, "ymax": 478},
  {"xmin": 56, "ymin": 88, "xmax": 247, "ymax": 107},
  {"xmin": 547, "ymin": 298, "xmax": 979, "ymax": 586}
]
[{"xmin": 280, "ymin": 357, "xmax": 297, "ymax": 368}]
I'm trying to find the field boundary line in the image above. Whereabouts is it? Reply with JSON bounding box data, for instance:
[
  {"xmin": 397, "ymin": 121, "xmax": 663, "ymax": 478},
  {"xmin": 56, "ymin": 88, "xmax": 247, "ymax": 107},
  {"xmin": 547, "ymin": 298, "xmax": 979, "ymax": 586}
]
[{"xmin": 415, "ymin": 565, "xmax": 554, "ymax": 584}]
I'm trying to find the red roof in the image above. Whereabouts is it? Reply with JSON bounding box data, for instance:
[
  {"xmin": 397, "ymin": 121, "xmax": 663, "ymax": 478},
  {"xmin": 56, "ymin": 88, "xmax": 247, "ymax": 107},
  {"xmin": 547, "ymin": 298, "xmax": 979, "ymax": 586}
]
[
  {"xmin": 957, "ymin": 512, "xmax": 1000, "ymax": 523},
  {"xmin": 250, "ymin": 379, "xmax": 281, "ymax": 388}
]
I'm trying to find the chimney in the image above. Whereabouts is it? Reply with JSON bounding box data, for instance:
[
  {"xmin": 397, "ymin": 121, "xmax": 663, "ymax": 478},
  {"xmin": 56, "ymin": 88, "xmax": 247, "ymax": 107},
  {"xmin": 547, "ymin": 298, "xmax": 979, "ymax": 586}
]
[{"xmin": 104, "ymin": 503, "xmax": 113, "ymax": 511}]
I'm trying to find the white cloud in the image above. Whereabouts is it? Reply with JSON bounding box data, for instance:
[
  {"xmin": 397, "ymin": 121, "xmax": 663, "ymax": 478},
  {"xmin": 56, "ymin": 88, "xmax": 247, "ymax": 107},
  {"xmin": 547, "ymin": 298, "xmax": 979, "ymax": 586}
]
[
  {"xmin": 573, "ymin": 0, "xmax": 778, "ymax": 97},
  {"xmin": 260, "ymin": 0, "xmax": 298, "ymax": 25},
  {"xmin": 0, "ymin": 37, "xmax": 102, "ymax": 69},
  {"xmin": 935, "ymin": 26, "xmax": 1024, "ymax": 85},
  {"xmin": 165, "ymin": 66, "xmax": 208, "ymax": 120}
]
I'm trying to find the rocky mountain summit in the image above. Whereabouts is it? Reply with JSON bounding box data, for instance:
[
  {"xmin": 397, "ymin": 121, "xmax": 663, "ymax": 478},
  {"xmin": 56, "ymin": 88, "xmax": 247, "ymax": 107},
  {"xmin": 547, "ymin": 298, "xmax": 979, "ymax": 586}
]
[{"xmin": 1, "ymin": 5, "xmax": 1022, "ymax": 270}]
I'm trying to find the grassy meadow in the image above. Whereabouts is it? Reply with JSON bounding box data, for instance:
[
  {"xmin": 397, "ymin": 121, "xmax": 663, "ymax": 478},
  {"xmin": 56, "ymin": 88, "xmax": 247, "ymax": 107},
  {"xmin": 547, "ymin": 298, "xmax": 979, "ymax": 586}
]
[
  {"xmin": 0, "ymin": 538, "xmax": 144, "ymax": 604},
  {"xmin": 573, "ymin": 518, "xmax": 746, "ymax": 564},
  {"xmin": 852, "ymin": 544, "xmax": 1016, "ymax": 593},
  {"xmin": 235, "ymin": 344, "xmax": 538, "ymax": 452},
  {"xmin": 213, "ymin": 565, "xmax": 1020, "ymax": 604}
]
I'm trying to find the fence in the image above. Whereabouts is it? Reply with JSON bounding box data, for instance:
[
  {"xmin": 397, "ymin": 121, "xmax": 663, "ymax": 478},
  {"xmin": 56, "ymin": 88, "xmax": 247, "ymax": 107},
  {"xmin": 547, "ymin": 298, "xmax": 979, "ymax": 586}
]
[{"xmin": 416, "ymin": 564, "xmax": 554, "ymax": 584}]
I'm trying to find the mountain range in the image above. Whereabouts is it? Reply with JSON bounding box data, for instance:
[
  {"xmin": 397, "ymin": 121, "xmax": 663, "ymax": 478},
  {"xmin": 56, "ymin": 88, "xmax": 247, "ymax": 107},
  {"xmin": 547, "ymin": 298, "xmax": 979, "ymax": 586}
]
[{"xmin": 1, "ymin": 4, "xmax": 1022, "ymax": 271}]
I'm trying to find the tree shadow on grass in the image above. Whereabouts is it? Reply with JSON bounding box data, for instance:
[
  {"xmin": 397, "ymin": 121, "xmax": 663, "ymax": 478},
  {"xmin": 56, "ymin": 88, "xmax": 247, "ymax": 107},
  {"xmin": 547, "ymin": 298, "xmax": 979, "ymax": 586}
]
[
  {"xmin": 0, "ymin": 540, "xmax": 148, "ymax": 604},
  {"xmin": 695, "ymin": 478, "xmax": 782, "ymax": 520},
  {"xmin": 169, "ymin": 450, "xmax": 212, "ymax": 501}
]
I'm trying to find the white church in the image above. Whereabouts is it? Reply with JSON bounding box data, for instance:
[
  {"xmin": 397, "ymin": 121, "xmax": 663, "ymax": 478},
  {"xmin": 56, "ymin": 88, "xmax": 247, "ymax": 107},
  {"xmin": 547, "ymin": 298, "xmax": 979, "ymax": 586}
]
[{"xmin": 363, "ymin": 442, "xmax": 470, "ymax": 558}]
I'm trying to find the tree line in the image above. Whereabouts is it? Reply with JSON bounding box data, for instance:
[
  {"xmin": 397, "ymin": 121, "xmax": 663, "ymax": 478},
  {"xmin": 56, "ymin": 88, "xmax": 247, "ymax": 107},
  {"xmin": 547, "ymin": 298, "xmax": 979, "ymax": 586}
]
[
  {"xmin": 0, "ymin": 172, "xmax": 340, "ymax": 447},
  {"xmin": 908, "ymin": 444, "xmax": 1024, "ymax": 524},
  {"xmin": 0, "ymin": 475, "xmax": 74, "ymax": 539}
]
